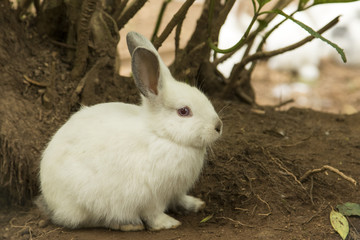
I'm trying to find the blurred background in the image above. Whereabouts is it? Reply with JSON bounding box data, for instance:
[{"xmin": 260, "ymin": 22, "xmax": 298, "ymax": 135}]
[
  {"xmin": 118, "ymin": 0, "xmax": 360, "ymax": 114},
  {"xmin": 11, "ymin": 0, "xmax": 360, "ymax": 114}
]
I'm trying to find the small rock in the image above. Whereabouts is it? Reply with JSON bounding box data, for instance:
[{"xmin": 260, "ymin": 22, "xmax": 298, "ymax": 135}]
[
  {"xmin": 60, "ymin": 73, "xmax": 66, "ymax": 81},
  {"xmin": 2, "ymin": 232, "xmax": 10, "ymax": 239},
  {"xmin": 38, "ymin": 219, "xmax": 48, "ymax": 228},
  {"xmin": 34, "ymin": 69, "xmax": 41, "ymax": 76}
]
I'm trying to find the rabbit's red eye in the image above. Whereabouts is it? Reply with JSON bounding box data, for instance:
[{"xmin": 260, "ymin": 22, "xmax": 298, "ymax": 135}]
[{"xmin": 177, "ymin": 106, "xmax": 192, "ymax": 117}]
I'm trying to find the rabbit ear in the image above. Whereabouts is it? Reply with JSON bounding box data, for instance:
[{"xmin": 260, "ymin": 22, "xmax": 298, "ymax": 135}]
[
  {"xmin": 131, "ymin": 47, "xmax": 160, "ymax": 97},
  {"xmin": 126, "ymin": 31, "xmax": 157, "ymax": 57}
]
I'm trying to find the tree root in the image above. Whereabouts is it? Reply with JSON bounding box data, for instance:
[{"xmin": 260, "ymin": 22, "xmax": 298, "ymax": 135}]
[
  {"xmin": 300, "ymin": 165, "xmax": 357, "ymax": 186},
  {"xmin": 217, "ymin": 217, "xmax": 256, "ymax": 228},
  {"xmin": 71, "ymin": 0, "xmax": 98, "ymax": 80}
]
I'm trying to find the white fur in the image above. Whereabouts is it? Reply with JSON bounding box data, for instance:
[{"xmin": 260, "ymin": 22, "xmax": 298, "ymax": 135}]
[{"xmin": 38, "ymin": 32, "xmax": 222, "ymax": 231}]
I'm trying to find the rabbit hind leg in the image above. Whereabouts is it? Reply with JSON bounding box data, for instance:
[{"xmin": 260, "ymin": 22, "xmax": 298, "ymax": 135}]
[
  {"xmin": 119, "ymin": 223, "xmax": 145, "ymax": 231},
  {"xmin": 107, "ymin": 219, "xmax": 145, "ymax": 231},
  {"xmin": 50, "ymin": 205, "xmax": 90, "ymax": 229}
]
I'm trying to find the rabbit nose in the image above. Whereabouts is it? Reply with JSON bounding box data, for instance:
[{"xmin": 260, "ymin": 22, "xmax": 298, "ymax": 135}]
[{"xmin": 215, "ymin": 119, "xmax": 223, "ymax": 134}]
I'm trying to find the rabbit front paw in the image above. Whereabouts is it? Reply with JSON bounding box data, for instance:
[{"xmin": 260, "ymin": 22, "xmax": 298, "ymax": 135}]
[
  {"xmin": 177, "ymin": 195, "xmax": 205, "ymax": 213},
  {"xmin": 146, "ymin": 213, "xmax": 181, "ymax": 231}
]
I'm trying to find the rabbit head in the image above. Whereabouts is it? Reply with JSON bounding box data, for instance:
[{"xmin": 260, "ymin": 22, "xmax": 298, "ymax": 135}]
[{"xmin": 126, "ymin": 32, "xmax": 222, "ymax": 149}]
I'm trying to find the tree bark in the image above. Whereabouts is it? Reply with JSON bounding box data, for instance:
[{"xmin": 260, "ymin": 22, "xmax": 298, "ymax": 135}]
[{"xmin": 71, "ymin": 0, "xmax": 99, "ymax": 80}]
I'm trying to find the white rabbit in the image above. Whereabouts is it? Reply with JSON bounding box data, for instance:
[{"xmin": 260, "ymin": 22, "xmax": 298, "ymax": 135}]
[{"xmin": 37, "ymin": 32, "xmax": 223, "ymax": 231}]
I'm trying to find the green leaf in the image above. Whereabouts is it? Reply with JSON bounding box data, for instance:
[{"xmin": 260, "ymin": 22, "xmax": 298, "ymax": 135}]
[
  {"xmin": 330, "ymin": 209, "xmax": 349, "ymax": 240},
  {"xmin": 257, "ymin": 19, "xmax": 269, "ymax": 30},
  {"xmin": 274, "ymin": 9, "xmax": 347, "ymax": 63},
  {"xmin": 313, "ymin": 0, "xmax": 359, "ymax": 5},
  {"xmin": 200, "ymin": 214, "xmax": 214, "ymax": 223},
  {"xmin": 298, "ymin": 0, "xmax": 311, "ymax": 10},
  {"xmin": 337, "ymin": 202, "xmax": 360, "ymax": 216},
  {"xmin": 257, "ymin": 0, "xmax": 271, "ymax": 8}
]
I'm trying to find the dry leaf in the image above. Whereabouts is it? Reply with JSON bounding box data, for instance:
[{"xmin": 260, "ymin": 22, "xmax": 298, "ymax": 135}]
[{"xmin": 330, "ymin": 209, "xmax": 349, "ymax": 240}]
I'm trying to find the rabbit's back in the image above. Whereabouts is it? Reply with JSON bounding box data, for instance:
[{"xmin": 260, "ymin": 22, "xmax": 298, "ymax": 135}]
[
  {"xmin": 42, "ymin": 102, "xmax": 144, "ymax": 168},
  {"xmin": 40, "ymin": 103, "xmax": 151, "ymax": 226}
]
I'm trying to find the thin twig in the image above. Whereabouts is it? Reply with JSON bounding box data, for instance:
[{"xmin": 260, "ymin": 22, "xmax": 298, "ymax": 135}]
[
  {"xmin": 116, "ymin": 0, "xmax": 147, "ymax": 30},
  {"xmin": 235, "ymin": 207, "xmax": 249, "ymax": 212},
  {"xmin": 49, "ymin": 39, "xmax": 76, "ymax": 50},
  {"xmin": 23, "ymin": 75, "xmax": 49, "ymax": 87},
  {"xmin": 235, "ymin": 87, "xmax": 256, "ymax": 105},
  {"xmin": 151, "ymin": 0, "xmax": 172, "ymax": 42},
  {"xmin": 273, "ymin": 99, "xmax": 294, "ymax": 109},
  {"xmin": 246, "ymin": 16, "xmax": 339, "ymax": 62},
  {"xmin": 299, "ymin": 165, "xmax": 357, "ymax": 186},
  {"xmin": 346, "ymin": 216, "xmax": 360, "ymax": 236},
  {"xmin": 309, "ymin": 176, "xmax": 314, "ymax": 205},
  {"xmin": 222, "ymin": 16, "xmax": 340, "ymax": 98},
  {"xmin": 187, "ymin": 42, "xmax": 206, "ymax": 56},
  {"xmin": 302, "ymin": 203, "xmax": 329, "ymax": 224},
  {"xmin": 213, "ymin": 0, "xmax": 292, "ymax": 66},
  {"xmin": 112, "ymin": 0, "xmax": 129, "ymax": 21},
  {"xmin": 256, "ymin": 194, "xmax": 272, "ymax": 216},
  {"xmin": 212, "ymin": 0, "xmax": 236, "ymax": 38},
  {"xmin": 217, "ymin": 217, "xmax": 256, "ymax": 228},
  {"xmin": 153, "ymin": 0, "xmax": 195, "ymax": 49},
  {"xmin": 261, "ymin": 147, "xmax": 308, "ymax": 193}
]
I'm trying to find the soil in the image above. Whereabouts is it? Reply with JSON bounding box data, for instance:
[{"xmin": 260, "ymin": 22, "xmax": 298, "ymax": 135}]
[{"xmin": 1, "ymin": 3, "xmax": 359, "ymax": 240}]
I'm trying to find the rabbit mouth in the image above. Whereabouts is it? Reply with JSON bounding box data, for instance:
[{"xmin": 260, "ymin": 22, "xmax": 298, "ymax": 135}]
[
  {"xmin": 158, "ymin": 130, "xmax": 220, "ymax": 150},
  {"xmin": 201, "ymin": 133, "xmax": 221, "ymax": 147}
]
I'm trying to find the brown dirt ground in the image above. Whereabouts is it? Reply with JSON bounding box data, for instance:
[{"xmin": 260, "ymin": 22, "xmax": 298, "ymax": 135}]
[{"xmin": 1, "ymin": 3, "xmax": 359, "ymax": 240}]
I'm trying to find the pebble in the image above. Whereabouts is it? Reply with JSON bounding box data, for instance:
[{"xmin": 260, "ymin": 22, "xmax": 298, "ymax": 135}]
[
  {"xmin": 34, "ymin": 69, "xmax": 41, "ymax": 76},
  {"xmin": 38, "ymin": 219, "xmax": 48, "ymax": 228},
  {"xmin": 60, "ymin": 73, "xmax": 66, "ymax": 81}
]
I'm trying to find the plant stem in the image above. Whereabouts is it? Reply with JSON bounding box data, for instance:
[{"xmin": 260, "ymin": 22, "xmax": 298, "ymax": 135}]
[
  {"xmin": 71, "ymin": 0, "xmax": 98, "ymax": 80},
  {"xmin": 153, "ymin": 0, "xmax": 195, "ymax": 49},
  {"xmin": 222, "ymin": 16, "xmax": 340, "ymax": 98},
  {"xmin": 207, "ymin": 0, "xmax": 260, "ymax": 54},
  {"xmin": 151, "ymin": 0, "xmax": 172, "ymax": 43},
  {"xmin": 116, "ymin": 0, "xmax": 147, "ymax": 30}
]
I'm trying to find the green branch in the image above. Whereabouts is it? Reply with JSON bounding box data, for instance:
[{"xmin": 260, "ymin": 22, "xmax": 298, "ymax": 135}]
[{"xmin": 263, "ymin": 9, "xmax": 347, "ymax": 62}]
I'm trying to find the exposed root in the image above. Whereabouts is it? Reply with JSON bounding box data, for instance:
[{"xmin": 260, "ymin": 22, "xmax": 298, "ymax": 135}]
[
  {"xmin": 273, "ymin": 99, "xmax": 295, "ymax": 109},
  {"xmin": 23, "ymin": 75, "xmax": 49, "ymax": 87},
  {"xmin": 256, "ymin": 194, "xmax": 272, "ymax": 216},
  {"xmin": 261, "ymin": 147, "xmax": 307, "ymax": 193},
  {"xmin": 217, "ymin": 216, "xmax": 256, "ymax": 228},
  {"xmin": 309, "ymin": 176, "xmax": 314, "ymax": 206},
  {"xmin": 302, "ymin": 203, "xmax": 330, "ymax": 224},
  {"xmin": 300, "ymin": 165, "xmax": 357, "ymax": 186},
  {"xmin": 10, "ymin": 216, "xmax": 38, "ymax": 240}
]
